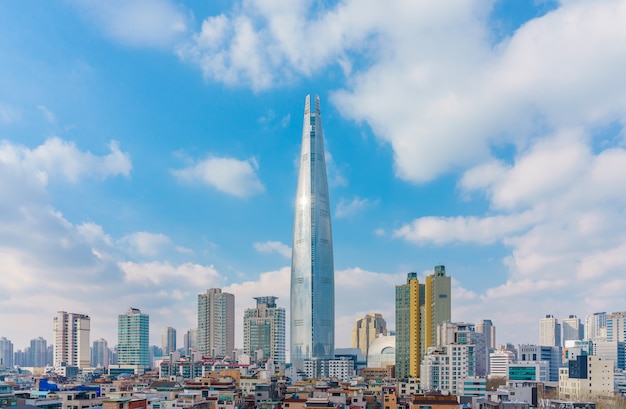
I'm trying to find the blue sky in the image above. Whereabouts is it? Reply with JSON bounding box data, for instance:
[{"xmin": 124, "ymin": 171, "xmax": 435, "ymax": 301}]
[{"xmin": 1, "ymin": 0, "xmax": 626, "ymax": 353}]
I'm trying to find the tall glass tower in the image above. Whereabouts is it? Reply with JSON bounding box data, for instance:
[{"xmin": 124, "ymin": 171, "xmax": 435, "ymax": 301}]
[
  {"xmin": 117, "ymin": 307, "xmax": 150, "ymax": 368},
  {"xmin": 290, "ymin": 94, "xmax": 335, "ymax": 370}
]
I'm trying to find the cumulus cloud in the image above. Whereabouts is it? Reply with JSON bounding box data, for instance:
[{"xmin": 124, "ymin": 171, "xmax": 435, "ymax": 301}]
[
  {"xmin": 335, "ymin": 196, "xmax": 375, "ymax": 218},
  {"xmin": 176, "ymin": 0, "xmax": 626, "ymax": 185},
  {"xmin": 394, "ymin": 130, "xmax": 626, "ymax": 343},
  {"xmin": 120, "ymin": 261, "xmax": 223, "ymax": 288},
  {"xmin": 253, "ymin": 240, "xmax": 291, "ymax": 258},
  {"xmin": 175, "ymin": 1, "xmax": 374, "ymax": 90},
  {"xmin": 172, "ymin": 155, "xmax": 264, "ymax": 197},
  {"xmin": 73, "ymin": 0, "xmax": 191, "ymax": 49}
]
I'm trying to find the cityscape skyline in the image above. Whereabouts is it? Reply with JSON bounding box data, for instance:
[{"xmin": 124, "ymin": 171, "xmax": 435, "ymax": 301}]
[{"xmin": 2, "ymin": 0, "xmax": 626, "ymax": 354}]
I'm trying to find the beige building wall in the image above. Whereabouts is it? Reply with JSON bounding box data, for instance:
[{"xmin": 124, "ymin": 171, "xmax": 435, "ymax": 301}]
[
  {"xmin": 351, "ymin": 313, "xmax": 387, "ymax": 358},
  {"xmin": 559, "ymin": 356, "xmax": 614, "ymax": 400},
  {"xmin": 53, "ymin": 311, "xmax": 90, "ymax": 369}
]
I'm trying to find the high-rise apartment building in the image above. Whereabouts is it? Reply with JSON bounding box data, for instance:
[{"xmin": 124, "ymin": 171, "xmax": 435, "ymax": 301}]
[
  {"xmin": 395, "ymin": 266, "xmax": 451, "ymax": 379},
  {"xmin": 585, "ymin": 312, "xmax": 607, "ymax": 340},
  {"xmin": 198, "ymin": 288, "xmax": 235, "ymax": 357},
  {"xmin": 53, "ymin": 311, "xmax": 90, "ymax": 368},
  {"xmin": 117, "ymin": 307, "xmax": 150, "ymax": 368},
  {"xmin": 352, "ymin": 313, "xmax": 387, "ymax": 359},
  {"xmin": 243, "ymin": 296, "xmax": 286, "ymax": 364},
  {"xmin": 476, "ymin": 319, "xmax": 496, "ymax": 351},
  {"xmin": 290, "ymin": 95, "xmax": 335, "ymax": 370},
  {"xmin": 562, "ymin": 315, "xmax": 583, "ymax": 343},
  {"xmin": 607, "ymin": 311, "xmax": 626, "ymax": 367},
  {"xmin": 425, "ymin": 265, "xmax": 452, "ymax": 350},
  {"xmin": 421, "ymin": 343, "xmax": 476, "ymax": 395},
  {"xmin": 184, "ymin": 328, "xmax": 197, "ymax": 356},
  {"xmin": 30, "ymin": 337, "xmax": 48, "ymax": 367},
  {"xmin": 0, "ymin": 337, "xmax": 13, "ymax": 368},
  {"xmin": 607, "ymin": 311, "xmax": 626, "ymax": 342},
  {"xmin": 436, "ymin": 321, "xmax": 487, "ymax": 377},
  {"xmin": 540, "ymin": 314, "xmax": 561, "ymax": 347},
  {"xmin": 162, "ymin": 327, "xmax": 177, "ymax": 355},
  {"xmin": 91, "ymin": 338, "xmax": 109, "ymax": 368}
]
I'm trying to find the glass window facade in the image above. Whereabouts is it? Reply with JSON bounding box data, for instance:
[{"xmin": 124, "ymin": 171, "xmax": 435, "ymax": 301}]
[{"xmin": 290, "ymin": 95, "xmax": 335, "ymax": 370}]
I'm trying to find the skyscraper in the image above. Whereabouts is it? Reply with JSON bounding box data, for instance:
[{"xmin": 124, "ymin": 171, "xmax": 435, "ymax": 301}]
[
  {"xmin": 606, "ymin": 311, "xmax": 626, "ymax": 343},
  {"xmin": 197, "ymin": 288, "xmax": 235, "ymax": 357},
  {"xmin": 540, "ymin": 314, "xmax": 561, "ymax": 347},
  {"xmin": 290, "ymin": 94, "xmax": 335, "ymax": 370},
  {"xmin": 476, "ymin": 319, "xmax": 496, "ymax": 351},
  {"xmin": 117, "ymin": 307, "xmax": 150, "ymax": 368},
  {"xmin": 585, "ymin": 312, "xmax": 607, "ymax": 340},
  {"xmin": 352, "ymin": 313, "xmax": 388, "ymax": 359},
  {"xmin": 162, "ymin": 327, "xmax": 177, "ymax": 355},
  {"xmin": 30, "ymin": 337, "xmax": 48, "ymax": 367},
  {"xmin": 0, "ymin": 337, "xmax": 13, "ymax": 368},
  {"xmin": 243, "ymin": 296, "xmax": 286, "ymax": 364},
  {"xmin": 91, "ymin": 338, "xmax": 109, "ymax": 368},
  {"xmin": 425, "ymin": 265, "xmax": 452, "ymax": 351},
  {"xmin": 184, "ymin": 328, "xmax": 197, "ymax": 356},
  {"xmin": 563, "ymin": 315, "xmax": 583, "ymax": 343},
  {"xmin": 395, "ymin": 266, "xmax": 451, "ymax": 379},
  {"xmin": 53, "ymin": 311, "xmax": 90, "ymax": 368}
]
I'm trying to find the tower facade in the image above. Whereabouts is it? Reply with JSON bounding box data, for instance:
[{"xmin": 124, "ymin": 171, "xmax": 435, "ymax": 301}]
[
  {"xmin": 352, "ymin": 313, "xmax": 388, "ymax": 359},
  {"xmin": 162, "ymin": 326, "xmax": 177, "ymax": 355},
  {"xmin": 290, "ymin": 94, "xmax": 335, "ymax": 369},
  {"xmin": 425, "ymin": 265, "xmax": 452, "ymax": 351},
  {"xmin": 395, "ymin": 266, "xmax": 451, "ymax": 379},
  {"xmin": 91, "ymin": 338, "xmax": 109, "ymax": 368},
  {"xmin": 198, "ymin": 288, "xmax": 235, "ymax": 357},
  {"xmin": 0, "ymin": 337, "xmax": 13, "ymax": 368},
  {"xmin": 540, "ymin": 314, "xmax": 561, "ymax": 347},
  {"xmin": 563, "ymin": 315, "xmax": 583, "ymax": 343},
  {"xmin": 184, "ymin": 328, "xmax": 198, "ymax": 356},
  {"xmin": 53, "ymin": 311, "xmax": 91, "ymax": 368},
  {"xmin": 585, "ymin": 312, "xmax": 607, "ymax": 340},
  {"xmin": 117, "ymin": 307, "xmax": 150, "ymax": 368},
  {"xmin": 243, "ymin": 296, "xmax": 286, "ymax": 364},
  {"xmin": 395, "ymin": 272, "xmax": 423, "ymax": 379},
  {"xmin": 476, "ymin": 319, "xmax": 496, "ymax": 351},
  {"xmin": 30, "ymin": 337, "xmax": 48, "ymax": 367}
]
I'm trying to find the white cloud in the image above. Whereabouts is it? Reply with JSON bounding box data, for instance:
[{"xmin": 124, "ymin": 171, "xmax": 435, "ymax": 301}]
[
  {"xmin": 394, "ymin": 212, "xmax": 538, "ymax": 245},
  {"xmin": 73, "ymin": 0, "xmax": 191, "ymax": 49},
  {"xmin": 11, "ymin": 137, "xmax": 132, "ymax": 183},
  {"xmin": 120, "ymin": 261, "xmax": 223, "ymax": 288},
  {"xmin": 253, "ymin": 241, "xmax": 291, "ymax": 258},
  {"xmin": 177, "ymin": 0, "xmax": 626, "ymax": 184},
  {"xmin": 173, "ymin": 155, "xmax": 264, "ymax": 197},
  {"xmin": 393, "ymin": 130, "xmax": 626, "ymax": 343},
  {"xmin": 335, "ymin": 196, "xmax": 375, "ymax": 218},
  {"xmin": 118, "ymin": 232, "xmax": 172, "ymax": 257}
]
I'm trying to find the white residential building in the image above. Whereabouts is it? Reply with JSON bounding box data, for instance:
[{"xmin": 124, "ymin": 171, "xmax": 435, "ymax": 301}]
[
  {"xmin": 53, "ymin": 311, "xmax": 90, "ymax": 369},
  {"xmin": 421, "ymin": 344, "xmax": 476, "ymax": 395},
  {"xmin": 489, "ymin": 349, "xmax": 515, "ymax": 379}
]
